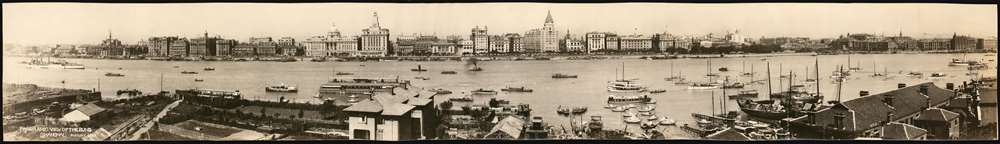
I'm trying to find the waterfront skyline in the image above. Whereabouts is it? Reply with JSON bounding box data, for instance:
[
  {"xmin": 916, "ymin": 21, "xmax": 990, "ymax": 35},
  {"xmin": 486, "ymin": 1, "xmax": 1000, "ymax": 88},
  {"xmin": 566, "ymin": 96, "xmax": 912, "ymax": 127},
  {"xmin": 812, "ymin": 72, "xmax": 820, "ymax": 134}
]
[{"xmin": 4, "ymin": 3, "xmax": 997, "ymax": 45}]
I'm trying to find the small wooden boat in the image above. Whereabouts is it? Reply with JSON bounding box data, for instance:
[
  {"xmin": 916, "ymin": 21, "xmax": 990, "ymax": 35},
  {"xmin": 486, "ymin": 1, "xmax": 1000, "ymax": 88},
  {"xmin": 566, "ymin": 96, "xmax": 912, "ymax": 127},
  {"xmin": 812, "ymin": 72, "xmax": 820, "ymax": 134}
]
[
  {"xmin": 658, "ymin": 117, "xmax": 677, "ymax": 125},
  {"xmin": 605, "ymin": 104, "xmax": 617, "ymax": 109},
  {"xmin": 641, "ymin": 121, "xmax": 658, "ymax": 129},
  {"xmin": 204, "ymin": 67, "xmax": 215, "ymax": 71},
  {"xmin": 611, "ymin": 106, "xmax": 627, "ymax": 112},
  {"xmin": 105, "ymin": 73, "xmax": 125, "ymax": 77},
  {"xmin": 336, "ymin": 72, "xmax": 354, "ymax": 75},
  {"xmin": 181, "ymin": 71, "xmax": 198, "ymax": 74},
  {"xmin": 624, "ymin": 116, "xmax": 641, "ymax": 123},
  {"xmin": 471, "ymin": 89, "xmax": 498, "ymax": 95},
  {"xmin": 414, "ymin": 77, "xmax": 431, "ymax": 80},
  {"xmin": 552, "ymin": 73, "xmax": 578, "ymax": 78},
  {"xmin": 501, "ymin": 86, "xmax": 533, "ymax": 92},
  {"xmin": 637, "ymin": 105, "xmax": 655, "ymax": 112},
  {"xmin": 194, "ymin": 79, "xmax": 204, "ymax": 82},
  {"xmin": 557, "ymin": 106, "xmax": 572, "ymax": 115},
  {"xmin": 718, "ymin": 67, "xmax": 729, "ymax": 72},
  {"xmin": 930, "ymin": 73, "xmax": 947, "ymax": 77},
  {"xmin": 571, "ymin": 107, "xmax": 588, "ymax": 114},
  {"xmin": 441, "ymin": 71, "xmax": 457, "ymax": 74},
  {"xmin": 649, "ymin": 89, "xmax": 667, "ymax": 93},
  {"xmin": 265, "ymin": 84, "xmax": 298, "ymax": 92},
  {"xmin": 411, "ymin": 65, "xmax": 428, "ymax": 72}
]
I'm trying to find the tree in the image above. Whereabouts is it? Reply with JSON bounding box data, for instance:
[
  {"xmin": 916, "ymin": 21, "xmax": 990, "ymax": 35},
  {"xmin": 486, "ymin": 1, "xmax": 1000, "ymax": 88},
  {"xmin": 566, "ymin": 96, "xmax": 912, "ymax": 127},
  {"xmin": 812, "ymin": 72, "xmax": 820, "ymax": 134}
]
[
  {"xmin": 298, "ymin": 109, "xmax": 305, "ymax": 119},
  {"xmin": 439, "ymin": 101, "xmax": 454, "ymax": 114}
]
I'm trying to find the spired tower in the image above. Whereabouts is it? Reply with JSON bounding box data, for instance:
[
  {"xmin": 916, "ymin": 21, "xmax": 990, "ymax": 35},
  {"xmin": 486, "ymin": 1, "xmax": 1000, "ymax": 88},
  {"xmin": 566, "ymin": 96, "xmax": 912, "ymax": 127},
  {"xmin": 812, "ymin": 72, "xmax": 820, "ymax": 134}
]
[
  {"xmin": 360, "ymin": 11, "xmax": 390, "ymax": 57},
  {"xmin": 540, "ymin": 10, "xmax": 559, "ymax": 52}
]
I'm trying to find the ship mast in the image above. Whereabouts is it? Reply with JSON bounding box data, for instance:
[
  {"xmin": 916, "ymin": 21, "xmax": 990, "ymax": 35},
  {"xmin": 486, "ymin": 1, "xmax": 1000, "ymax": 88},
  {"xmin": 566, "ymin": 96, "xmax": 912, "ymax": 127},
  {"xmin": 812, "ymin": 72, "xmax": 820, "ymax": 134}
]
[
  {"xmin": 815, "ymin": 57, "xmax": 821, "ymax": 102},
  {"xmin": 766, "ymin": 61, "xmax": 773, "ymax": 96}
]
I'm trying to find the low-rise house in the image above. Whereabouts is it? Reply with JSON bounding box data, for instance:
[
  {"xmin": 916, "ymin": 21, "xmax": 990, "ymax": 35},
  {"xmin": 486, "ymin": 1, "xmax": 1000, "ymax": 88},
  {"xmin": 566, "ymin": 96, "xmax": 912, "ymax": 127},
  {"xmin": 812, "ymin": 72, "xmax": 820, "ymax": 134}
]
[
  {"xmin": 483, "ymin": 116, "xmax": 526, "ymax": 139},
  {"xmin": 880, "ymin": 122, "xmax": 928, "ymax": 140},
  {"xmin": 60, "ymin": 103, "xmax": 107, "ymax": 123},
  {"xmin": 912, "ymin": 108, "xmax": 961, "ymax": 139}
]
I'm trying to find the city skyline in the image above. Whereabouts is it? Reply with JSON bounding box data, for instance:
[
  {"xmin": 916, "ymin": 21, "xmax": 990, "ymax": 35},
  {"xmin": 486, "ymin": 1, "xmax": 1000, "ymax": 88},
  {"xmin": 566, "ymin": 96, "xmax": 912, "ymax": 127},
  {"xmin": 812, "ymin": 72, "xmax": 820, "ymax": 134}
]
[{"xmin": 3, "ymin": 3, "xmax": 997, "ymax": 45}]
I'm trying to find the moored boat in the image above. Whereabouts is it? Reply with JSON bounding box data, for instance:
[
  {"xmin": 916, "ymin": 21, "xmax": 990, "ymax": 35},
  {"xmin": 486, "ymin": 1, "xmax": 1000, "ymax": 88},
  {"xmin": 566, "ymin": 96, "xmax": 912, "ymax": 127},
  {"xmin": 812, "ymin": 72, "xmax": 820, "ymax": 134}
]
[
  {"xmin": 266, "ymin": 84, "xmax": 298, "ymax": 92},
  {"xmin": 335, "ymin": 72, "xmax": 354, "ymax": 75},
  {"xmin": 687, "ymin": 83, "xmax": 720, "ymax": 90},
  {"xmin": 649, "ymin": 89, "xmax": 667, "ymax": 93},
  {"xmin": 607, "ymin": 80, "xmax": 647, "ymax": 92},
  {"xmin": 501, "ymin": 86, "xmax": 534, "ymax": 92},
  {"xmin": 930, "ymin": 73, "xmax": 947, "ymax": 77},
  {"xmin": 552, "ymin": 73, "xmax": 578, "ymax": 78},
  {"xmin": 472, "ymin": 88, "xmax": 498, "ymax": 95},
  {"xmin": 411, "ymin": 65, "xmax": 428, "ymax": 72},
  {"xmin": 194, "ymin": 79, "xmax": 204, "ymax": 82},
  {"xmin": 181, "ymin": 71, "xmax": 198, "ymax": 74},
  {"xmin": 204, "ymin": 67, "xmax": 215, "ymax": 71},
  {"xmin": 571, "ymin": 107, "xmax": 588, "ymax": 114},
  {"xmin": 607, "ymin": 95, "xmax": 652, "ymax": 104},
  {"xmin": 105, "ymin": 73, "xmax": 125, "ymax": 77},
  {"xmin": 727, "ymin": 90, "xmax": 760, "ymax": 99},
  {"xmin": 441, "ymin": 71, "xmax": 457, "ymax": 74}
]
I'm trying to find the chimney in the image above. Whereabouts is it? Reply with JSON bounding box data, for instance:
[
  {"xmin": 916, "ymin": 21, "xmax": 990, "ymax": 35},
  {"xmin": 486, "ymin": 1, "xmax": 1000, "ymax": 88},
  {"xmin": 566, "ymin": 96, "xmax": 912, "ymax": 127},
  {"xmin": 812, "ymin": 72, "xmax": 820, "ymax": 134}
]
[
  {"xmin": 885, "ymin": 112, "xmax": 895, "ymax": 124},
  {"xmin": 898, "ymin": 83, "xmax": 906, "ymax": 88},
  {"xmin": 860, "ymin": 91, "xmax": 870, "ymax": 97},
  {"xmin": 883, "ymin": 94, "xmax": 895, "ymax": 106},
  {"xmin": 946, "ymin": 83, "xmax": 955, "ymax": 90},
  {"xmin": 919, "ymin": 85, "xmax": 929, "ymax": 96}
]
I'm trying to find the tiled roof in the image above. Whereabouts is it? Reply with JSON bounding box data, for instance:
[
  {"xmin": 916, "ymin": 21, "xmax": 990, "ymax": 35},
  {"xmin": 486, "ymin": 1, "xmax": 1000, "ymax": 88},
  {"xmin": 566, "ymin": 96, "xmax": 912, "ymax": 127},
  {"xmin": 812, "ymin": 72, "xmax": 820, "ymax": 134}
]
[
  {"xmin": 705, "ymin": 128, "xmax": 752, "ymax": 140},
  {"xmin": 77, "ymin": 103, "xmax": 106, "ymax": 116},
  {"xmin": 796, "ymin": 82, "xmax": 955, "ymax": 132},
  {"xmin": 417, "ymin": 90, "xmax": 437, "ymax": 99},
  {"xmin": 344, "ymin": 94, "xmax": 417, "ymax": 116},
  {"xmin": 485, "ymin": 116, "xmax": 526, "ymax": 139},
  {"xmin": 343, "ymin": 100, "xmax": 382, "ymax": 113},
  {"xmin": 880, "ymin": 122, "xmax": 927, "ymax": 139},
  {"xmin": 914, "ymin": 108, "xmax": 960, "ymax": 122},
  {"xmin": 406, "ymin": 97, "xmax": 432, "ymax": 106}
]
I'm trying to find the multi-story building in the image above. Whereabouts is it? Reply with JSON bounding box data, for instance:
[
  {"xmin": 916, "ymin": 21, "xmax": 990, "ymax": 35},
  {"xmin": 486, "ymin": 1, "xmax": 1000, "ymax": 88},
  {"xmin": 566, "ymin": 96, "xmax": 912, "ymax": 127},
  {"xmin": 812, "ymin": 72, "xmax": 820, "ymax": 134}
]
[
  {"xmin": 188, "ymin": 33, "xmax": 217, "ymax": 57},
  {"xmin": 142, "ymin": 36, "xmax": 182, "ymax": 56},
  {"xmin": 471, "ymin": 26, "xmax": 489, "ymax": 54},
  {"xmin": 413, "ymin": 35, "xmax": 438, "ymax": 55},
  {"xmin": 523, "ymin": 11, "xmax": 560, "ymax": 53},
  {"xmin": 98, "ymin": 32, "xmax": 125, "ymax": 56},
  {"xmin": 488, "ymin": 35, "xmax": 509, "ymax": 53},
  {"xmin": 619, "ymin": 35, "xmax": 653, "ymax": 51},
  {"xmin": 277, "ymin": 37, "xmax": 298, "ymax": 56},
  {"xmin": 563, "ymin": 38, "xmax": 585, "ymax": 52},
  {"xmin": 951, "ymin": 34, "xmax": 977, "ymax": 51},
  {"xmin": 605, "ymin": 35, "xmax": 620, "ymax": 51},
  {"xmin": 655, "ymin": 33, "xmax": 688, "ymax": 51},
  {"xmin": 215, "ymin": 39, "xmax": 237, "ymax": 57},
  {"xmin": 831, "ymin": 34, "xmax": 890, "ymax": 51},
  {"xmin": 586, "ymin": 32, "xmax": 608, "ymax": 52},
  {"xmin": 505, "ymin": 33, "xmax": 524, "ymax": 53},
  {"xmin": 979, "ymin": 38, "xmax": 997, "ymax": 50},
  {"xmin": 918, "ymin": 39, "xmax": 951, "ymax": 51},
  {"xmin": 344, "ymin": 87, "xmax": 439, "ymax": 140},
  {"xmin": 304, "ymin": 24, "xmax": 361, "ymax": 57},
  {"xmin": 167, "ymin": 38, "xmax": 189, "ymax": 57},
  {"xmin": 431, "ymin": 41, "xmax": 458, "ymax": 55},
  {"xmin": 359, "ymin": 12, "xmax": 390, "ymax": 57},
  {"xmin": 459, "ymin": 40, "xmax": 474, "ymax": 55},
  {"xmin": 232, "ymin": 43, "xmax": 255, "ymax": 57},
  {"xmin": 248, "ymin": 37, "xmax": 278, "ymax": 56}
]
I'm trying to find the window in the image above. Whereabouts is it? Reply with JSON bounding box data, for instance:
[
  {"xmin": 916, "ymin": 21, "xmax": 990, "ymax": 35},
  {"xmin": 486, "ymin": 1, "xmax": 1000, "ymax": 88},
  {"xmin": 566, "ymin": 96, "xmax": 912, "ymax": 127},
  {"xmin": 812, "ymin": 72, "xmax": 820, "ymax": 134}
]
[
  {"xmin": 376, "ymin": 118, "xmax": 385, "ymax": 124},
  {"xmin": 360, "ymin": 116, "xmax": 368, "ymax": 124},
  {"xmin": 353, "ymin": 129, "xmax": 370, "ymax": 139}
]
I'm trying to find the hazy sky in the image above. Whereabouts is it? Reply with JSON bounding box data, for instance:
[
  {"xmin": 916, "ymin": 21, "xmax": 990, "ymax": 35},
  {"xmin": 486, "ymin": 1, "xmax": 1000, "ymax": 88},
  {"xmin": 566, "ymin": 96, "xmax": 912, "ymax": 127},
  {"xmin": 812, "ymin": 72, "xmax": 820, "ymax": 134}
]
[{"xmin": 3, "ymin": 3, "xmax": 997, "ymax": 45}]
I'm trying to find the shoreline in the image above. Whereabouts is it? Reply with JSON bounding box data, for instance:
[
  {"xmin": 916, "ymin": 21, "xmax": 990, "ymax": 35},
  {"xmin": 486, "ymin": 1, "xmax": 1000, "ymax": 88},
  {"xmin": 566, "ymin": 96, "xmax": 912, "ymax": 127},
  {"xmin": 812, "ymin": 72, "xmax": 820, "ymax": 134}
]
[{"xmin": 6, "ymin": 51, "xmax": 996, "ymax": 63}]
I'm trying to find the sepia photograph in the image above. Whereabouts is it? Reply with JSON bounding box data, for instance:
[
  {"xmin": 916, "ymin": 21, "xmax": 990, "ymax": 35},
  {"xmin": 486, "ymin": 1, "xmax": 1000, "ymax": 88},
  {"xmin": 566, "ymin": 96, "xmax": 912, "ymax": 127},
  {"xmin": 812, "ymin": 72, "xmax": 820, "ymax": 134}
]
[{"xmin": 2, "ymin": 2, "xmax": 998, "ymax": 141}]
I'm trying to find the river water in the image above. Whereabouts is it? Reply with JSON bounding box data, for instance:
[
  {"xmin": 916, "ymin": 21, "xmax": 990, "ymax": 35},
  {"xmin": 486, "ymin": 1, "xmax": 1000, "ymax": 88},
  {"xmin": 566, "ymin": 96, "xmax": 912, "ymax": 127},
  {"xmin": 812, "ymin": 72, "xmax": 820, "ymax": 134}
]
[{"xmin": 4, "ymin": 53, "xmax": 996, "ymax": 138}]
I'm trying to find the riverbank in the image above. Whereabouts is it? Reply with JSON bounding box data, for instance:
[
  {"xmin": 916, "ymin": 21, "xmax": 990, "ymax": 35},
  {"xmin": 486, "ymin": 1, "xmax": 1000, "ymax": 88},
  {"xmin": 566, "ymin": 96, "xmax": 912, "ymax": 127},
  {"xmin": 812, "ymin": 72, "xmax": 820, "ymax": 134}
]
[{"xmin": 12, "ymin": 51, "xmax": 995, "ymax": 63}]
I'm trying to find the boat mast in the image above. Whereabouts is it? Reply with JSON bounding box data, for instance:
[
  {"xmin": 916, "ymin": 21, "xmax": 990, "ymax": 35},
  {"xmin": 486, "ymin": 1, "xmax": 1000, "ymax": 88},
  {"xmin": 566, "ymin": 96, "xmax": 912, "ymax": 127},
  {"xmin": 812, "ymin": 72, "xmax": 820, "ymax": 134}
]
[
  {"xmin": 778, "ymin": 63, "xmax": 783, "ymax": 91},
  {"xmin": 160, "ymin": 72, "xmax": 164, "ymax": 92},
  {"xmin": 711, "ymin": 90, "xmax": 716, "ymax": 116},
  {"xmin": 767, "ymin": 61, "xmax": 773, "ymax": 96},
  {"xmin": 836, "ymin": 65, "xmax": 844, "ymax": 102},
  {"xmin": 722, "ymin": 76, "xmax": 729, "ymax": 115},
  {"xmin": 815, "ymin": 57, "xmax": 821, "ymax": 101}
]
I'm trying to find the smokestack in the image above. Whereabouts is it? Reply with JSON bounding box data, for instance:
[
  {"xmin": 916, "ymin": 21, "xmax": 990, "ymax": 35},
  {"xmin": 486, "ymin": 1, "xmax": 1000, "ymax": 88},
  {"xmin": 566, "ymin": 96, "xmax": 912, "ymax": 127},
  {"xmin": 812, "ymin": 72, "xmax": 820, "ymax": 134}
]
[
  {"xmin": 898, "ymin": 83, "xmax": 906, "ymax": 88},
  {"xmin": 860, "ymin": 91, "xmax": 870, "ymax": 97}
]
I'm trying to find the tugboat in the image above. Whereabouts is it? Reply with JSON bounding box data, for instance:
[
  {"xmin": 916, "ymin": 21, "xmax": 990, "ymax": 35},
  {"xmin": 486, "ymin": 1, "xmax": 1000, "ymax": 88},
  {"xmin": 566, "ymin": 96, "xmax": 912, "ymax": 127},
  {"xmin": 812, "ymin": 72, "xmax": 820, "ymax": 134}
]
[
  {"xmin": 410, "ymin": 65, "xmax": 428, "ymax": 72},
  {"xmin": 468, "ymin": 59, "xmax": 483, "ymax": 72},
  {"xmin": 471, "ymin": 89, "xmax": 498, "ymax": 95},
  {"xmin": 181, "ymin": 71, "xmax": 198, "ymax": 74},
  {"xmin": 441, "ymin": 71, "xmax": 457, "ymax": 74},
  {"xmin": 501, "ymin": 86, "xmax": 533, "ymax": 92},
  {"xmin": 105, "ymin": 73, "xmax": 125, "ymax": 77},
  {"xmin": 265, "ymin": 84, "xmax": 298, "ymax": 92},
  {"xmin": 552, "ymin": 73, "xmax": 578, "ymax": 78},
  {"xmin": 204, "ymin": 67, "xmax": 215, "ymax": 71}
]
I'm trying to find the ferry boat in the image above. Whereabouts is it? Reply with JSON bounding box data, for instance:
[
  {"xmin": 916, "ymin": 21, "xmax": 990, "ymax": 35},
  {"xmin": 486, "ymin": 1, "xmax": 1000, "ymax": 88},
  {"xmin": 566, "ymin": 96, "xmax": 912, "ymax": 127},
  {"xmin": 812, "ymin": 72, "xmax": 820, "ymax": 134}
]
[
  {"xmin": 441, "ymin": 71, "xmax": 457, "ymax": 74},
  {"xmin": 204, "ymin": 67, "xmax": 215, "ymax": 71},
  {"xmin": 727, "ymin": 90, "xmax": 760, "ymax": 99},
  {"xmin": 410, "ymin": 65, "xmax": 428, "ymax": 72},
  {"xmin": 471, "ymin": 89, "xmax": 498, "ymax": 95},
  {"xmin": 552, "ymin": 73, "xmax": 578, "ymax": 78},
  {"xmin": 181, "ymin": 71, "xmax": 198, "ymax": 74},
  {"xmin": 500, "ymin": 86, "xmax": 533, "ymax": 92},
  {"xmin": 265, "ymin": 84, "xmax": 298, "ymax": 92},
  {"xmin": 607, "ymin": 95, "xmax": 652, "ymax": 104},
  {"xmin": 105, "ymin": 73, "xmax": 125, "ymax": 77},
  {"xmin": 687, "ymin": 83, "xmax": 721, "ymax": 90},
  {"xmin": 607, "ymin": 80, "xmax": 647, "ymax": 92}
]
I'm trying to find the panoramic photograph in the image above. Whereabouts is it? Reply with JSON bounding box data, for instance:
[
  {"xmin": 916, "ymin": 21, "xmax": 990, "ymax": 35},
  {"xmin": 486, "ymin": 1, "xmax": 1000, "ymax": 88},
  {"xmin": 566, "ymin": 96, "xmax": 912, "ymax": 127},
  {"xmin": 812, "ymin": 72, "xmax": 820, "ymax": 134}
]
[{"xmin": 2, "ymin": 3, "xmax": 997, "ymax": 141}]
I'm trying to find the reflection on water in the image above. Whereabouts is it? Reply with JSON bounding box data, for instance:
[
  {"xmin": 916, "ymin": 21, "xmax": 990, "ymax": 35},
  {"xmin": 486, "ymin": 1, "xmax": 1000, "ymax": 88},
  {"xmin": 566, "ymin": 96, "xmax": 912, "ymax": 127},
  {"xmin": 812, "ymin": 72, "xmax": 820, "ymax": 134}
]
[{"xmin": 3, "ymin": 53, "xmax": 996, "ymax": 138}]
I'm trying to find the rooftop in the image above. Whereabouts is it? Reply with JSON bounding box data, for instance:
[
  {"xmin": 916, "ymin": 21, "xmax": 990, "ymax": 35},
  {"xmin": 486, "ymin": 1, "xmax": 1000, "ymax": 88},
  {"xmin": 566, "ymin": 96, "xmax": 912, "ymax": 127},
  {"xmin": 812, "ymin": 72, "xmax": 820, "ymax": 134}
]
[{"xmin": 880, "ymin": 122, "xmax": 928, "ymax": 139}]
